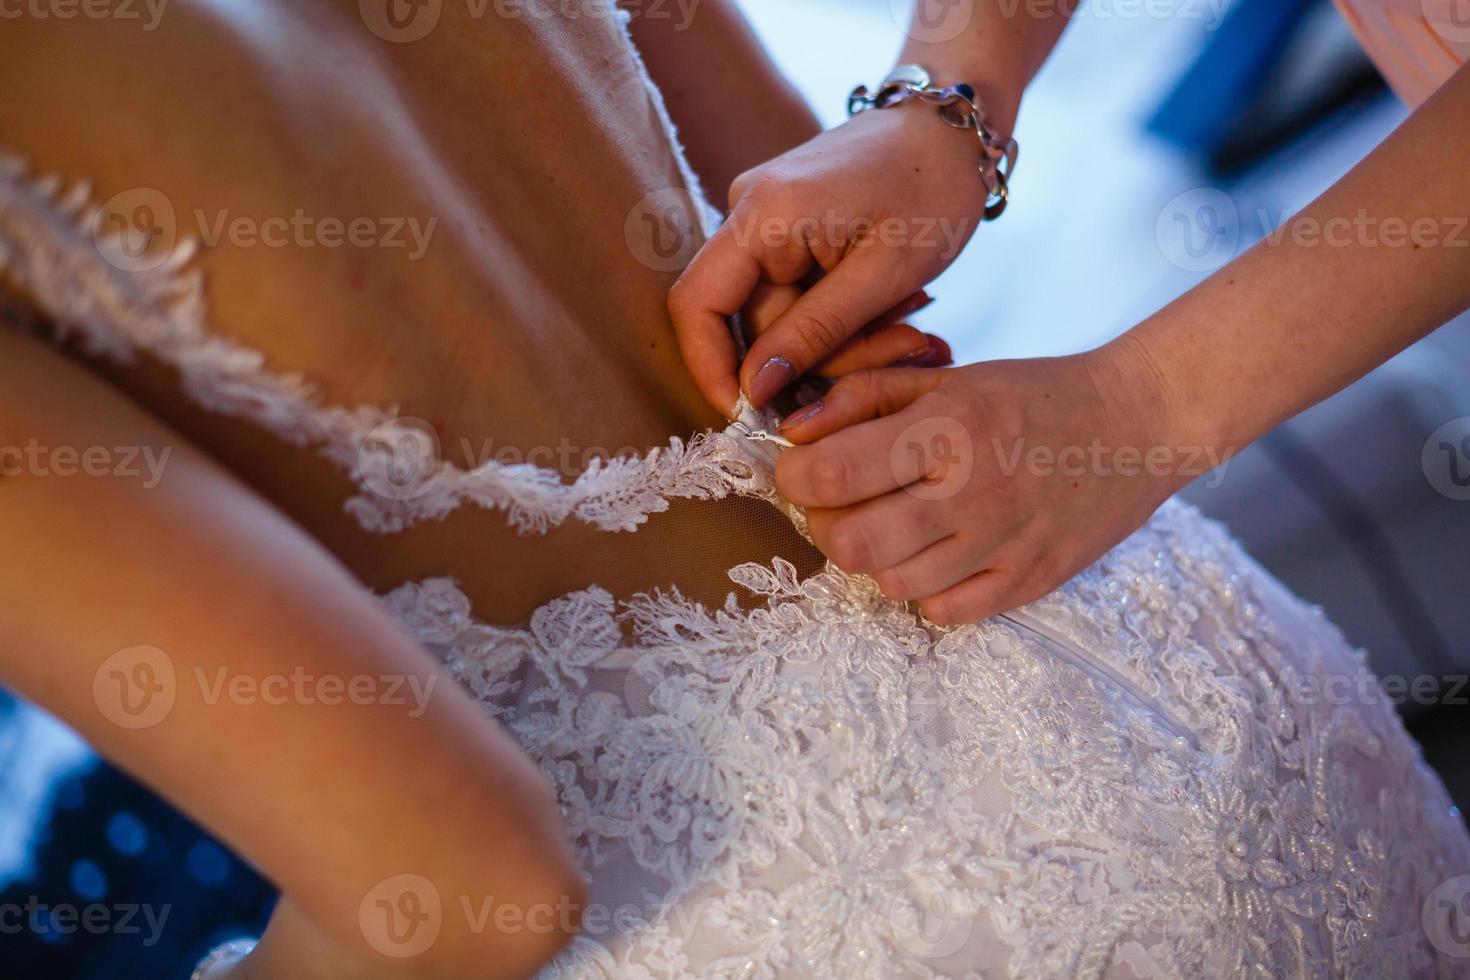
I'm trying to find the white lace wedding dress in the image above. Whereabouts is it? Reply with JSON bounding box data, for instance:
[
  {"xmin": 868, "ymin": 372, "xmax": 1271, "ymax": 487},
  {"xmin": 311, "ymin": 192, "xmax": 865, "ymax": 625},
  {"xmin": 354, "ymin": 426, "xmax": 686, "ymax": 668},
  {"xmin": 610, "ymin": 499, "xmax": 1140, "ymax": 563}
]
[{"xmin": 2, "ymin": 20, "xmax": 1469, "ymax": 978}]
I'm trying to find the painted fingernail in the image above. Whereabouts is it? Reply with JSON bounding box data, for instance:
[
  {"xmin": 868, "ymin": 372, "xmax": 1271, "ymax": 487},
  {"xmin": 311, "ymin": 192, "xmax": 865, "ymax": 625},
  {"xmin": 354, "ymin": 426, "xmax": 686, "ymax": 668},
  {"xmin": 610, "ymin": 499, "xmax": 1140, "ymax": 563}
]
[
  {"xmin": 925, "ymin": 333, "xmax": 953, "ymax": 365},
  {"xmin": 747, "ymin": 356, "xmax": 796, "ymax": 406},
  {"xmin": 891, "ymin": 291, "xmax": 936, "ymax": 321},
  {"xmin": 895, "ymin": 344, "xmax": 938, "ymax": 367},
  {"xmin": 779, "ymin": 400, "xmax": 824, "ymax": 430},
  {"xmin": 873, "ymin": 292, "xmax": 935, "ymax": 330}
]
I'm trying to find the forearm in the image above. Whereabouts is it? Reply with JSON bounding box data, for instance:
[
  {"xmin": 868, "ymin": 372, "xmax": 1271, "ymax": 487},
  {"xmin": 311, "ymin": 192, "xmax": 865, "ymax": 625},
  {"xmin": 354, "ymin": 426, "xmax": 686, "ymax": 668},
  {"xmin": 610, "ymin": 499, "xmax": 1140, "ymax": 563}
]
[
  {"xmin": 896, "ymin": 0, "xmax": 1079, "ymax": 137},
  {"xmin": 623, "ymin": 0, "xmax": 820, "ymax": 199},
  {"xmin": 0, "ymin": 331, "xmax": 581, "ymax": 977},
  {"xmin": 1113, "ymin": 61, "xmax": 1470, "ymax": 456}
]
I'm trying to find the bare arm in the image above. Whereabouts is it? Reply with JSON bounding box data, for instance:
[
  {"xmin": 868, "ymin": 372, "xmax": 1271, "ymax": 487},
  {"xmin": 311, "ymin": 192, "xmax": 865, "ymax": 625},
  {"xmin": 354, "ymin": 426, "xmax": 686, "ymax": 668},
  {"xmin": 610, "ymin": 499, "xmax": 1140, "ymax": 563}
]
[
  {"xmin": 1122, "ymin": 60, "xmax": 1470, "ymax": 457},
  {"xmin": 895, "ymin": 0, "xmax": 1078, "ymax": 140},
  {"xmin": 669, "ymin": 0, "xmax": 1079, "ymax": 411},
  {"xmin": 0, "ymin": 330, "xmax": 584, "ymax": 978},
  {"xmin": 623, "ymin": 0, "xmax": 822, "ymax": 200},
  {"xmin": 767, "ymin": 63, "xmax": 1470, "ymax": 628}
]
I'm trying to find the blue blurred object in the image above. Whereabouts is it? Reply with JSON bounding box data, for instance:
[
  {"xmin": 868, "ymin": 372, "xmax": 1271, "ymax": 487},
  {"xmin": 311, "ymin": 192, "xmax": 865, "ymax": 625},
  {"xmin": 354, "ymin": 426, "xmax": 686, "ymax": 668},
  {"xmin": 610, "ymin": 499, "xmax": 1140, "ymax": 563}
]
[
  {"xmin": 1147, "ymin": 0, "xmax": 1319, "ymax": 156},
  {"xmin": 0, "ymin": 745, "xmax": 275, "ymax": 979}
]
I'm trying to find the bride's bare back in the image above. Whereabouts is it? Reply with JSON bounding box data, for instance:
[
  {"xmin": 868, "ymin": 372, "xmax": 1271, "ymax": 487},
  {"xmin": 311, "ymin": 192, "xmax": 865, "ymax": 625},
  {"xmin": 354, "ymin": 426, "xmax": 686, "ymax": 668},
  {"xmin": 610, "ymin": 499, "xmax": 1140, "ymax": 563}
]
[{"xmin": 0, "ymin": 0, "xmax": 818, "ymax": 623}]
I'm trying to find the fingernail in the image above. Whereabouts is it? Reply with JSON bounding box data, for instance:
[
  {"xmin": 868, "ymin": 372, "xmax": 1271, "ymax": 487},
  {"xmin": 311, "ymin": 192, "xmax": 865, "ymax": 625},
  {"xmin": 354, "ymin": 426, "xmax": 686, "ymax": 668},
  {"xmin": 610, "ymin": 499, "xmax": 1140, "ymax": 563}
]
[
  {"xmin": 747, "ymin": 356, "xmax": 795, "ymax": 406},
  {"xmin": 925, "ymin": 333, "xmax": 953, "ymax": 365},
  {"xmin": 876, "ymin": 291, "xmax": 936, "ymax": 328},
  {"xmin": 892, "ymin": 291, "xmax": 936, "ymax": 321},
  {"xmin": 895, "ymin": 343, "xmax": 938, "ymax": 367},
  {"xmin": 779, "ymin": 400, "xmax": 824, "ymax": 430},
  {"xmin": 727, "ymin": 392, "xmax": 753, "ymax": 423}
]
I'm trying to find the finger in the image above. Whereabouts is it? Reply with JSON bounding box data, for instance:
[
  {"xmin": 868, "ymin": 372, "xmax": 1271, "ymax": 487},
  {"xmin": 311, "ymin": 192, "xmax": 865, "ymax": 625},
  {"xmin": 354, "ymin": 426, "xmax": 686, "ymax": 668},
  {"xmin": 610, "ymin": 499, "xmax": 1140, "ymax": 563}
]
[
  {"xmin": 914, "ymin": 332, "xmax": 953, "ymax": 367},
  {"xmin": 778, "ymin": 368, "xmax": 949, "ymax": 443},
  {"xmin": 776, "ymin": 396, "xmax": 951, "ymax": 508},
  {"xmin": 805, "ymin": 492, "xmax": 953, "ymax": 575},
  {"xmin": 739, "ymin": 250, "xmax": 917, "ymax": 407},
  {"xmin": 882, "ymin": 514, "xmax": 1027, "ymax": 602},
  {"xmin": 816, "ymin": 324, "xmax": 931, "ymax": 378},
  {"xmin": 754, "ymin": 287, "xmax": 932, "ymax": 366},
  {"xmin": 742, "ymin": 280, "xmax": 803, "ymax": 340},
  {"xmin": 868, "ymin": 290, "xmax": 934, "ymax": 330},
  {"xmin": 816, "ymin": 287, "xmax": 946, "ymax": 376},
  {"xmin": 728, "ymin": 165, "xmax": 764, "ymax": 210},
  {"xmin": 918, "ymin": 569, "xmax": 1022, "ymax": 627},
  {"xmin": 668, "ymin": 224, "xmax": 765, "ymax": 415},
  {"xmin": 870, "ymin": 535, "xmax": 982, "ymax": 601}
]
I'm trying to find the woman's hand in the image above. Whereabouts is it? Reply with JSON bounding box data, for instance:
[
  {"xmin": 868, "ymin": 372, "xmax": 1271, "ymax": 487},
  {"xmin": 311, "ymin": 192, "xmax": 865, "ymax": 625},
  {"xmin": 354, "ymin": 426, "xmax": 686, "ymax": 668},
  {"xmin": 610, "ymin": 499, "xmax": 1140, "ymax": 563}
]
[
  {"xmin": 741, "ymin": 281, "xmax": 954, "ymax": 381},
  {"xmin": 773, "ymin": 340, "xmax": 1218, "ymax": 625},
  {"xmin": 669, "ymin": 103, "xmax": 990, "ymax": 414}
]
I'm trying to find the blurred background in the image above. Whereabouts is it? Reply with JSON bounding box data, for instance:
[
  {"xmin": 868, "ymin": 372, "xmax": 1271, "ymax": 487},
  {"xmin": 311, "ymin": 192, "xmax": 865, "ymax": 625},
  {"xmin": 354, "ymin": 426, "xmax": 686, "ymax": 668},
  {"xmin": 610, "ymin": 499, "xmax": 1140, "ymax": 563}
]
[{"xmin": 2, "ymin": 0, "xmax": 1467, "ymax": 974}]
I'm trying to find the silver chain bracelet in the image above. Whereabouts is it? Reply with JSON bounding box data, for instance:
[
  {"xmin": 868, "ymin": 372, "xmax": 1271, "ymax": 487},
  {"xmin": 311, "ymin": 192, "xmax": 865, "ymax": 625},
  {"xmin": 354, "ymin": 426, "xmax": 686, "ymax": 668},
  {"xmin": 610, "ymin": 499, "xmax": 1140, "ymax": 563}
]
[{"xmin": 847, "ymin": 64, "xmax": 1018, "ymax": 221}]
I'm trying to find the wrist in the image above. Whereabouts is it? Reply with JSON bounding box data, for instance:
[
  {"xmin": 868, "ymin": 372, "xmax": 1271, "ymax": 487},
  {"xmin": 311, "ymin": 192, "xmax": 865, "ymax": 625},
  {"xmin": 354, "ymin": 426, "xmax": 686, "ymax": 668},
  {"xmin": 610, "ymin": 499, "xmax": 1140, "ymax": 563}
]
[
  {"xmin": 841, "ymin": 102, "xmax": 992, "ymax": 215},
  {"xmin": 1089, "ymin": 332, "xmax": 1219, "ymax": 493},
  {"xmin": 894, "ymin": 51, "xmax": 1028, "ymax": 141},
  {"xmin": 849, "ymin": 63, "xmax": 1020, "ymax": 219}
]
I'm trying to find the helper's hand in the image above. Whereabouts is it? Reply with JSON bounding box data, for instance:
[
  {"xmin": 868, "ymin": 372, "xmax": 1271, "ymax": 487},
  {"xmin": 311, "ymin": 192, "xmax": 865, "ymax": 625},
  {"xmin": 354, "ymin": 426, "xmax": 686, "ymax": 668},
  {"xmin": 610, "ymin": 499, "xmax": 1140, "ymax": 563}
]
[
  {"xmin": 773, "ymin": 341, "xmax": 1221, "ymax": 625},
  {"xmin": 669, "ymin": 103, "xmax": 987, "ymax": 414},
  {"xmin": 741, "ymin": 282, "xmax": 953, "ymax": 379}
]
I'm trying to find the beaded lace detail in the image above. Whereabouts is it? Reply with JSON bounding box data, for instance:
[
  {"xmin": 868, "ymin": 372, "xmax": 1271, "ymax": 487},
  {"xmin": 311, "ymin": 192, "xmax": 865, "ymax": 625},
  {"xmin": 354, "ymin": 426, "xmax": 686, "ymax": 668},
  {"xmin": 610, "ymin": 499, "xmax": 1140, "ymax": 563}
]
[{"xmin": 385, "ymin": 502, "xmax": 1470, "ymax": 978}]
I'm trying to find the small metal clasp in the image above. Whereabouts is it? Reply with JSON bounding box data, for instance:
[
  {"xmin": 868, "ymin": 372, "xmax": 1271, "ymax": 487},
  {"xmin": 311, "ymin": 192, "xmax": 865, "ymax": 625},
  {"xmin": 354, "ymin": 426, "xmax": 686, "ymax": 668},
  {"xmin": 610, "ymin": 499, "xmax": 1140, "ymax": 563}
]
[{"xmin": 730, "ymin": 420, "xmax": 795, "ymax": 449}]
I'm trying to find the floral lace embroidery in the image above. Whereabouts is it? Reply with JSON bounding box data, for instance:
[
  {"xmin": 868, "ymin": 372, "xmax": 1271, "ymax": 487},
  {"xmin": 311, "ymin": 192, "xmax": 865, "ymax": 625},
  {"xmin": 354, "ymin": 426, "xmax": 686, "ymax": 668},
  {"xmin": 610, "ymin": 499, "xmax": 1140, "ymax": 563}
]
[
  {"xmin": 385, "ymin": 501, "xmax": 1470, "ymax": 979},
  {"xmin": 0, "ymin": 4, "xmax": 741, "ymax": 537}
]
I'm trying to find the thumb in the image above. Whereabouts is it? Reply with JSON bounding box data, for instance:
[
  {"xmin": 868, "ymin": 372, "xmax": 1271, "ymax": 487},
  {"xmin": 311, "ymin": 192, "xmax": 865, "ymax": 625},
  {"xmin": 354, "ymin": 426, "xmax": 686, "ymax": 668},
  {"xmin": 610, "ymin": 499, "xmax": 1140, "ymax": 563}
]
[{"xmin": 777, "ymin": 367, "xmax": 951, "ymax": 444}]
